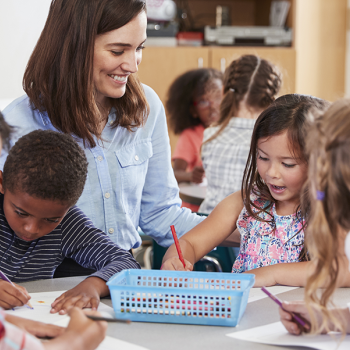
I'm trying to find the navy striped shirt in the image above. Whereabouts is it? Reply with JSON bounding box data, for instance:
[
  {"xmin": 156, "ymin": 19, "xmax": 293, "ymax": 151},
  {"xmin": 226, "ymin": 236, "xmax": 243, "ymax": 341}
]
[{"xmin": 0, "ymin": 193, "xmax": 140, "ymax": 282}]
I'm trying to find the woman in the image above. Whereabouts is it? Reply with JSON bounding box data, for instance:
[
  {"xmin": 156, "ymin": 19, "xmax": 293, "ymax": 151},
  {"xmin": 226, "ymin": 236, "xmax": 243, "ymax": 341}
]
[{"xmin": 1, "ymin": 0, "xmax": 203, "ymax": 274}]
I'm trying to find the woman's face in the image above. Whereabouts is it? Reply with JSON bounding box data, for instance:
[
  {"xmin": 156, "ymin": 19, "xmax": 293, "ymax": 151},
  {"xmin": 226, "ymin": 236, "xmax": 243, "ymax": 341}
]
[{"xmin": 93, "ymin": 11, "xmax": 147, "ymax": 108}]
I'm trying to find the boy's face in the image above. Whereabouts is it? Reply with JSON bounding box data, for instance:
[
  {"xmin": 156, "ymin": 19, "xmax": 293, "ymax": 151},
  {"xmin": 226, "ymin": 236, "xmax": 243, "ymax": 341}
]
[{"xmin": 0, "ymin": 173, "xmax": 70, "ymax": 241}]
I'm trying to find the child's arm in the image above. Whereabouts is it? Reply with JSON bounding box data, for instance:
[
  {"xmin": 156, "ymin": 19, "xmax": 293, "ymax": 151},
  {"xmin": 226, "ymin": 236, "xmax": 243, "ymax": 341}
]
[
  {"xmin": 173, "ymin": 159, "xmax": 204, "ymax": 183},
  {"xmin": 279, "ymin": 301, "xmax": 350, "ymax": 335},
  {"xmin": 50, "ymin": 207, "xmax": 140, "ymax": 315},
  {"xmin": 5, "ymin": 314, "xmax": 64, "ymax": 338},
  {"xmin": 162, "ymin": 191, "xmax": 244, "ymax": 270},
  {"xmin": 247, "ymin": 256, "xmax": 350, "ymax": 287},
  {"xmin": 44, "ymin": 308, "xmax": 107, "ymax": 350}
]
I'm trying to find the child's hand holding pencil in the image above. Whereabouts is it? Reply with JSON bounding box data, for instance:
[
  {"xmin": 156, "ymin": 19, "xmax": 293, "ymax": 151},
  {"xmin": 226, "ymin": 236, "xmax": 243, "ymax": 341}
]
[
  {"xmin": 161, "ymin": 225, "xmax": 193, "ymax": 271},
  {"xmin": 0, "ymin": 279, "xmax": 32, "ymax": 310}
]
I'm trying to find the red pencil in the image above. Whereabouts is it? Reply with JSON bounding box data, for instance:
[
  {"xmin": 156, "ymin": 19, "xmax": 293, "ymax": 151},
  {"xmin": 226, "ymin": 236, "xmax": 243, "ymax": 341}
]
[{"xmin": 170, "ymin": 225, "xmax": 186, "ymax": 268}]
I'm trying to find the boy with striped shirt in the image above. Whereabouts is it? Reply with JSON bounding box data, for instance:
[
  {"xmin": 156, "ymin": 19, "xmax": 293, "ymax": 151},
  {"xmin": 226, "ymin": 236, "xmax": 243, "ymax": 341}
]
[{"xmin": 0, "ymin": 129, "xmax": 140, "ymax": 314}]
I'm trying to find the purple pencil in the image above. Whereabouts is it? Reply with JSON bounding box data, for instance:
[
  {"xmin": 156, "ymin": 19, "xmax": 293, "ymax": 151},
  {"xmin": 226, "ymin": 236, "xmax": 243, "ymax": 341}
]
[
  {"xmin": 261, "ymin": 286, "xmax": 306, "ymax": 328},
  {"xmin": 0, "ymin": 270, "xmax": 33, "ymax": 309}
]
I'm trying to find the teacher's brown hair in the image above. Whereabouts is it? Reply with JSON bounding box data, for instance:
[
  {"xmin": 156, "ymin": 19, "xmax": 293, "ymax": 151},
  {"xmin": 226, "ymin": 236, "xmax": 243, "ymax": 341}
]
[{"xmin": 23, "ymin": 0, "xmax": 149, "ymax": 148}]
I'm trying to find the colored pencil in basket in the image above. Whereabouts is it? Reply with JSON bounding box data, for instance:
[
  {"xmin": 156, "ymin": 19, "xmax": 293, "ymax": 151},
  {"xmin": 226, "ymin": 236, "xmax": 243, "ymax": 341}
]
[
  {"xmin": 261, "ymin": 287, "xmax": 307, "ymax": 328},
  {"xmin": 0, "ymin": 269, "xmax": 33, "ymax": 309},
  {"xmin": 170, "ymin": 225, "xmax": 186, "ymax": 268}
]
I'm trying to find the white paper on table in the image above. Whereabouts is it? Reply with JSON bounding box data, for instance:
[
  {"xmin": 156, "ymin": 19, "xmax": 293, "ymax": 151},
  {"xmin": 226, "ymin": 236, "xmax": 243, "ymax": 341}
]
[
  {"xmin": 6, "ymin": 291, "xmax": 149, "ymax": 349},
  {"xmin": 248, "ymin": 286, "xmax": 299, "ymax": 303},
  {"xmin": 227, "ymin": 321, "xmax": 350, "ymax": 350}
]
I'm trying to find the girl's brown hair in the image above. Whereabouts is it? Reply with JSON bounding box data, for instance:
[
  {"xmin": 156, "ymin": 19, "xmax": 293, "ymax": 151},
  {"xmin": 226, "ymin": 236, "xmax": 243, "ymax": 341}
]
[
  {"xmin": 304, "ymin": 99, "xmax": 350, "ymax": 334},
  {"xmin": 242, "ymin": 94, "xmax": 328, "ymax": 243},
  {"xmin": 204, "ymin": 55, "xmax": 281, "ymax": 144},
  {"xmin": 166, "ymin": 68, "xmax": 223, "ymax": 135},
  {"xmin": 23, "ymin": 0, "xmax": 149, "ymax": 148}
]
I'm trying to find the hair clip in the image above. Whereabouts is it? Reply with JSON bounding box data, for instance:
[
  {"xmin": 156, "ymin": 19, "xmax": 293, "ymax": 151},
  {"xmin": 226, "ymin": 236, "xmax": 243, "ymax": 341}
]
[
  {"xmin": 316, "ymin": 190, "xmax": 325, "ymax": 201},
  {"xmin": 229, "ymin": 88, "xmax": 235, "ymax": 92}
]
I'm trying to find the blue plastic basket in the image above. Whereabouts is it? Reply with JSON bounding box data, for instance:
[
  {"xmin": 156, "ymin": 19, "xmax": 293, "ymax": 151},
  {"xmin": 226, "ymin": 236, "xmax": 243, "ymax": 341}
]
[{"xmin": 107, "ymin": 269, "xmax": 255, "ymax": 327}]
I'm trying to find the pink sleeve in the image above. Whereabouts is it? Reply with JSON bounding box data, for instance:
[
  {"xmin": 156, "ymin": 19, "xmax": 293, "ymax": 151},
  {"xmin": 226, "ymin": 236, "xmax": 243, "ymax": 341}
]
[
  {"xmin": 172, "ymin": 127, "xmax": 203, "ymax": 170},
  {"xmin": 0, "ymin": 310, "xmax": 45, "ymax": 350}
]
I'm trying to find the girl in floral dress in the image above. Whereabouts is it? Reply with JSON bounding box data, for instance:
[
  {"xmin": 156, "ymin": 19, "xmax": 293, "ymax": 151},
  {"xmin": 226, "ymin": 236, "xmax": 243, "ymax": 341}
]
[{"xmin": 161, "ymin": 94, "xmax": 346, "ymax": 288}]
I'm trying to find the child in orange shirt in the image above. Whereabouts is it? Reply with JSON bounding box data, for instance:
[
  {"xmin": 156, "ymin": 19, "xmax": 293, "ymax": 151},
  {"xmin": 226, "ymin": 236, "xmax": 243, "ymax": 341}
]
[{"xmin": 166, "ymin": 68, "xmax": 223, "ymax": 211}]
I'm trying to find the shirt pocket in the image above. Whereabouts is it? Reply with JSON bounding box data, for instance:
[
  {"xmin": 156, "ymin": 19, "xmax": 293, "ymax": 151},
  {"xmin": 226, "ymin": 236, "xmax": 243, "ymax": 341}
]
[{"xmin": 115, "ymin": 140, "xmax": 153, "ymax": 217}]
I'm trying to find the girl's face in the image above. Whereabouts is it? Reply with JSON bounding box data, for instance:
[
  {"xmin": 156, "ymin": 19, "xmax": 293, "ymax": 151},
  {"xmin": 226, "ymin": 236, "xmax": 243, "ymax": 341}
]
[
  {"xmin": 257, "ymin": 131, "xmax": 307, "ymax": 215},
  {"xmin": 93, "ymin": 11, "xmax": 147, "ymax": 109},
  {"xmin": 192, "ymin": 79, "xmax": 223, "ymax": 127}
]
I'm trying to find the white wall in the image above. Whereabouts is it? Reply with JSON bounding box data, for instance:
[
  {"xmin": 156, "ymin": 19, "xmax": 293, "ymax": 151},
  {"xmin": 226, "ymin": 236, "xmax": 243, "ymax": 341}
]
[{"xmin": 0, "ymin": 0, "xmax": 51, "ymax": 109}]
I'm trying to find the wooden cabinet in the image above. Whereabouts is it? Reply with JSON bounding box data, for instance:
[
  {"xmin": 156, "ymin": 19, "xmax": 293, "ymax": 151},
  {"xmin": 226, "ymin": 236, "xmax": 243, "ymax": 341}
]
[
  {"xmin": 137, "ymin": 47, "xmax": 210, "ymax": 152},
  {"xmin": 137, "ymin": 46, "xmax": 296, "ymax": 154},
  {"xmin": 137, "ymin": 0, "xmax": 347, "ymax": 154}
]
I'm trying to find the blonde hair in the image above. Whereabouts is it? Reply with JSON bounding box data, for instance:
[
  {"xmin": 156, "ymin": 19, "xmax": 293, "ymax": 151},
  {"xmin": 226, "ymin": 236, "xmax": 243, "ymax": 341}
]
[{"xmin": 304, "ymin": 98, "xmax": 350, "ymax": 334}]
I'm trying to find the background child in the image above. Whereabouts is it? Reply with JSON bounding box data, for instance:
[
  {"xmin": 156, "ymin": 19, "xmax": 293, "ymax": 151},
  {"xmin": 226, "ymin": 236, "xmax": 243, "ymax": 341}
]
[
  {"xmin": 166, "ymin": 68, "xmax": 223, "ymax": 207},
  {"xmin": 199, "ymin": 55, "xmax": 281, "ymax": 214},
  {"xmin": 0, "ymin": 112, "xmax": 107, "ymax": 350},
  {"xmin": 162, "ymin": 94, "xmax": 331, "ymax": 288},
  {"xmin": 0, "ymin": 129, "xmax": 140, "ymax": 314},
  {"xmin": 279, "ymin": 99, "xmax": 350, "ymax": 335}
]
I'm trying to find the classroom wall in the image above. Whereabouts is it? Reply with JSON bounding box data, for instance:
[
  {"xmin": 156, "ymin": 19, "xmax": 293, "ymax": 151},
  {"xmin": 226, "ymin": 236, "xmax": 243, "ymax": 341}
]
[
  {"xmin": 0, "ymin": 0, "xmax": 51, "ymax": 109},
  {"xmin": 294, "ymin": 0, "xmax": 347, "ymax": 102}
]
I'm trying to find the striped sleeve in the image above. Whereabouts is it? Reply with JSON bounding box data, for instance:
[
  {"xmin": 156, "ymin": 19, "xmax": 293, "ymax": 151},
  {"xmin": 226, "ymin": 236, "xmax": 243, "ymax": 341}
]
[{"xmin": 60, "ymin": 206, "xmax": 140, "ymax": 281}]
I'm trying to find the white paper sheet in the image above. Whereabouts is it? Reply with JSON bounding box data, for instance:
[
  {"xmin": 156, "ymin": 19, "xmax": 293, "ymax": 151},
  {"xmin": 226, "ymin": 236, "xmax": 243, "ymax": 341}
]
[
  {"xmin": 248, "ymin": 286, "xmax": 299, "ymax": 303},
  {"xmin": 6, "ymin": 291, "xmax": 149, "ymax": 350},
  {"xmin": 227, "ymin": 321, "xmax": 350, "ymax": 350}
]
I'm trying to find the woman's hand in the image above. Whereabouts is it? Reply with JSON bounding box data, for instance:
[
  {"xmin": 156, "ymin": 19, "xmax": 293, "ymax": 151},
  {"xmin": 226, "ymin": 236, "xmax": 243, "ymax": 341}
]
[
  {"xmin": 0, "ymin": 280, "xmax": 31, "ymax": 309},
  {"xmin": 161, "ymin": 257, "xmax": 193, "ymax": 271},
  {"xmin": 43, "ymin": 308, "xmax": 107, "ymax": 350},
  {"xmin": 5, "ymin": 314, "xmax": 65, "ymax": 338},
  {"xmin": 279, "ymin": 301, "xmax": 311, "ymax": 335},
  {"xmin": 50, "ymin": 277, "xmax": 109, "ymax": 315}
]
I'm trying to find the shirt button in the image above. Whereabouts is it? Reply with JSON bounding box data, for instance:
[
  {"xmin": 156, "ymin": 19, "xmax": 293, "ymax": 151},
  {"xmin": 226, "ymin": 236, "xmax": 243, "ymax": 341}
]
[
  {"xmin": 135, "ymin": 155, "xmax": 139, "ymax": 161},
  {"xmin": 105, "ymin": 192, "xmax": 110, "ymax": 199},
  {"xmin": 97, "ymin": 156, "xmax": 103, "ymax": 162},
  {"xmin": 108, "ymin": 228, "xmax": 114, "ymax": 234}
]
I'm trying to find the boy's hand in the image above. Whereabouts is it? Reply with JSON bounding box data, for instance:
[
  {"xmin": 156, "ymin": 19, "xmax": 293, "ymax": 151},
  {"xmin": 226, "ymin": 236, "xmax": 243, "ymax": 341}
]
[
  {"xmin": 50, "ymin": 277, "xmax": 108, "ymax": 315},
  {"xmin": 5, "ymin": 314, "xmax": 65, "ymax": 338},
  {"xmin": 43, "ymin": 308, "xmax": 107, "ymax": 350},
  {"xmin": 0, "ymin": 280, "xmax": 31, "ymax": 309},
  {"xmin": 161, "ymin": 257, "xmax": 193, "ymax": 271}
]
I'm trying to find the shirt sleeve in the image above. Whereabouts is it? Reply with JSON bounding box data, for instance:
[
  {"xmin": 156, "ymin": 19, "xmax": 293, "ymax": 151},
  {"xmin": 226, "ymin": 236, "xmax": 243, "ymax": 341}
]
[
  {"xmin": 172, "ymin": 129, "xmax": 197, "ymax": 168},
  {"xmin": 0, "ymin": 309, "xmax": 45, "ymax": 350},
  {"xmin": 138, "ymin": 90, "xmax": 205, "ymax": 247},
  {"xmin": 60, "ymin": 206, "xmax": 141, "ymax": 281}
]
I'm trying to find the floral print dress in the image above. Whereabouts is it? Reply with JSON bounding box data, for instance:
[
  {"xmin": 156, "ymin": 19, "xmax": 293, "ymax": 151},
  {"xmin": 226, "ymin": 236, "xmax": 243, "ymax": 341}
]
[{"xmin": 232, "ymin": 192, "xmax": 305, "ymax": 273}]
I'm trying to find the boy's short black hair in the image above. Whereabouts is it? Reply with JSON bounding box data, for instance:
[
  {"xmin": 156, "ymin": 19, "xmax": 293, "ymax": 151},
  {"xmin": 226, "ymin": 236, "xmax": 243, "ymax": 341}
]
[
  {"xmin": 0, "ymin": 111, "xmax": 12, "ymax": 152},
  {"xmin": 3, "ymin": 130, "xmax": 88, "ymax": 205}
]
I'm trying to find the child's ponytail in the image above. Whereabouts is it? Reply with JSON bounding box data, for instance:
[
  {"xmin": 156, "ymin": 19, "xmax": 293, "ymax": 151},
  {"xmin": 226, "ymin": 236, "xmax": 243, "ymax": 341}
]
[{"xmin": 304, "ymin": 100, "xmax": 350, "ymax": 334}]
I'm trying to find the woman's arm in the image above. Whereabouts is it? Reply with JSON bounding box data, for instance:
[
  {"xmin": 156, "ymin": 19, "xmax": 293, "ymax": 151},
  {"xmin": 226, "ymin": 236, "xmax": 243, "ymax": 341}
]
[{"xmin": 162, "ymin": 191, "xmax": 244, "ymax": 270}]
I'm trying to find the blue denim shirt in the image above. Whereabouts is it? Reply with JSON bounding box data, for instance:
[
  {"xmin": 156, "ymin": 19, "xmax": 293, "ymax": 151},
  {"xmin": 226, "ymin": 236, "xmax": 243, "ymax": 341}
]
[{"xmin": 1, "ymin": 85, "xmax": 204, "ymax": 250}]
